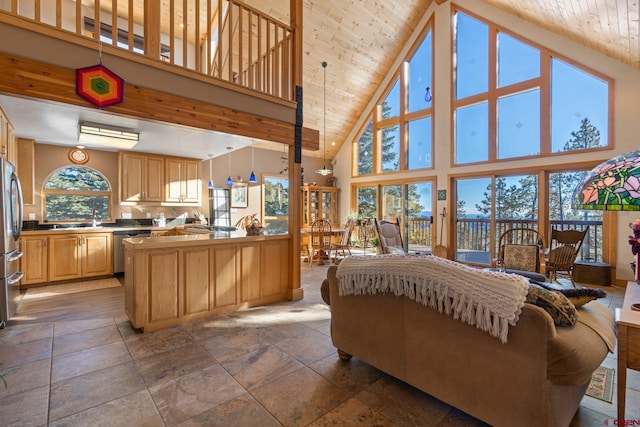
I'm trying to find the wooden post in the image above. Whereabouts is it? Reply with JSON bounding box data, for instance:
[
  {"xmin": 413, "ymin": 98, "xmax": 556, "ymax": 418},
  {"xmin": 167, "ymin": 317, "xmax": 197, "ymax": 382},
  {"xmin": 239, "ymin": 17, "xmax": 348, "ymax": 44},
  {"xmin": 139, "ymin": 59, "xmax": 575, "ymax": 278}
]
[
  {"xmin": 143, "ymin": 0, "xmax": 161, "ymax": 60},
  {"xmin": 288, "ymin": 0, "xmax": 303, "ymax": 300}
]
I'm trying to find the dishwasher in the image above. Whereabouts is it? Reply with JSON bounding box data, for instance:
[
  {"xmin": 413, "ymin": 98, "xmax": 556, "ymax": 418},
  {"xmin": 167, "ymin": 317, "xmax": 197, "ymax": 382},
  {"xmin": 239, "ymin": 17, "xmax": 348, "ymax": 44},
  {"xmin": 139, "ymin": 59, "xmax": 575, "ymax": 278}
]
[{"xmin": 113, "ymin": 230, "xmax": 151, "ymax": 273}]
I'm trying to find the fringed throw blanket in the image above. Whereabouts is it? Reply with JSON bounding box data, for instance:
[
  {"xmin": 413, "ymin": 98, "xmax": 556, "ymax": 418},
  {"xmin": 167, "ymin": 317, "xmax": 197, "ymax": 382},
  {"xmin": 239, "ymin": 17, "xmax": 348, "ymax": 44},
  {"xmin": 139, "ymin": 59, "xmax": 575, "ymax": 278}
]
[{"xmin": 336, "ymin": 255, "xmax": 529, "ymax": 343}]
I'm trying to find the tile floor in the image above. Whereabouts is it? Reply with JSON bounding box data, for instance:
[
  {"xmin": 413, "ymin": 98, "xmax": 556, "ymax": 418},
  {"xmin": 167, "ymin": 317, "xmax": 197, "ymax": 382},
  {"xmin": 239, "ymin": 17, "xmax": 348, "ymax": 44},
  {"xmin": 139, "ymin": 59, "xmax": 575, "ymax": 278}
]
[{"xmin": 0, "ymin": 262, "xmax": 636, "ymax": 426}]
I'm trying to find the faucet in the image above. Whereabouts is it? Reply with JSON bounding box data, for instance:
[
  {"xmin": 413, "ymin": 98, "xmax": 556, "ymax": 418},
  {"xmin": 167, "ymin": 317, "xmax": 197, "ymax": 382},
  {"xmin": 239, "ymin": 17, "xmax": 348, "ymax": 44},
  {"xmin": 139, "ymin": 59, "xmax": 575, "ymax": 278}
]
[{"xmin": 92, "ymin": 209, "xmax": 101, "ymax": 227}]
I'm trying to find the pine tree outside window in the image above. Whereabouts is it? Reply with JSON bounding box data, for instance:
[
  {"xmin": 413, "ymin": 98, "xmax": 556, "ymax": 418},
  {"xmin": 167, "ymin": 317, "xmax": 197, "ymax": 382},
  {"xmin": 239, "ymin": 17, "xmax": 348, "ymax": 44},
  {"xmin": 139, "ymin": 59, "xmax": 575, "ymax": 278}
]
[{"xmin": 43, "ymin": 166, "xmax": 111, "ymax": 222}]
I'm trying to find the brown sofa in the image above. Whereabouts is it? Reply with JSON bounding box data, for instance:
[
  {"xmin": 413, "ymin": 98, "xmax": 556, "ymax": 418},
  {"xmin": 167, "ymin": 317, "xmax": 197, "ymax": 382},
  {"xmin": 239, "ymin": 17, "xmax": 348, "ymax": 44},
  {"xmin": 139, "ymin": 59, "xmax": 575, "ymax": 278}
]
[{"xmin": 322, "ymin": 264, "xmax": 615, "ymax": 427}]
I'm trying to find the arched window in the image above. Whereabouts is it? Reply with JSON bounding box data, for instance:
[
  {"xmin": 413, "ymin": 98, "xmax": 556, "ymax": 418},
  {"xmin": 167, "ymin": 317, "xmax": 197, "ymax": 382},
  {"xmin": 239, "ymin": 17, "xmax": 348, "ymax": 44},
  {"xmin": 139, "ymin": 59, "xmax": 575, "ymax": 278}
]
[{"xmin": 43, "ymin": 166, "xmax": 111, "ymax": 222}]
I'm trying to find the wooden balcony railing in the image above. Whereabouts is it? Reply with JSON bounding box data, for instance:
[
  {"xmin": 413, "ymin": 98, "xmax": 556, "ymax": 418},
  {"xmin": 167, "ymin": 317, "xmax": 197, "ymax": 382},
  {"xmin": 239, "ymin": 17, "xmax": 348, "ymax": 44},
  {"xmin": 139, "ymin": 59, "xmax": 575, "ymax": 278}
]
[
  {"xmin": 0, "ymin": 0, "xmax": 294, "ymax": 101},
  {"xmin": 456, "ymin": 218, "xmax": 604, "ymax": 265}
]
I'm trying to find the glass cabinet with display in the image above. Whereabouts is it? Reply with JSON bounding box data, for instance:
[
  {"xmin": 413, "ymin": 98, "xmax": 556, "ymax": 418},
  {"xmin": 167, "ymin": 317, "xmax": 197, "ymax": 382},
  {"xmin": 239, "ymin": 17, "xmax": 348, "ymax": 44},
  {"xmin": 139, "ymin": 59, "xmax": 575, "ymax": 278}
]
[{"xmin": 302, "ymin": 185, "xmax": 339, "ymax": 227}]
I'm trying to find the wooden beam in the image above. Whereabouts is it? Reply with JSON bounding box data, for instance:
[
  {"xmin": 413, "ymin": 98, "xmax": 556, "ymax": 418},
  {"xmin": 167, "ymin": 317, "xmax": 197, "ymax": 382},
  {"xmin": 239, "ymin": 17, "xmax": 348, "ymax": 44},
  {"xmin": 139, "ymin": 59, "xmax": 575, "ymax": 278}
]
[{"xmin": 0, "ymin": 53, "xmax": 319, "ymax": 149}]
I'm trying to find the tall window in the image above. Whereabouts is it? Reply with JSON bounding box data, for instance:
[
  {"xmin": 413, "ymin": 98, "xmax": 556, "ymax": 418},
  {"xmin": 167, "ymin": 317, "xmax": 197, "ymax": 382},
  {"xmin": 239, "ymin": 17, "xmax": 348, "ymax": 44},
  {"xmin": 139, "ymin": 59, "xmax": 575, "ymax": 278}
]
[
  {"xmin": 454, "ymin": 169, "xmax": 604, "ymax": 265},
  {"xmin": 354, "ymin": 180, "xmax": 434, "ymax": 253},
  {"xmin": 453, "ymin": 8, "xmax": 611, "ymax": 164},
  {"xmin": 44, "ymin": 166, "xmax": 111, "ymax": 222},
  {"xmin": 354, "ymin": 25, "xmax": 434, "ymax": 176}
]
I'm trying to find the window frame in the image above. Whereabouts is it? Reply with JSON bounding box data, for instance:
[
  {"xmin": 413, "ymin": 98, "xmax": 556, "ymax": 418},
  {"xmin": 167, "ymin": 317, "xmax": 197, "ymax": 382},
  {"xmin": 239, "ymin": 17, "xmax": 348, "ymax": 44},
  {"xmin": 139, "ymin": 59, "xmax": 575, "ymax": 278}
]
[
  {"xmin": 451, "ymin": 6, "xmax": 614, "ymax": 167},
  {"xmin": 352, "ymin": 19, "xmax": 435, "ymax": 178},
  {"xmin": 42, "ymin": 165, "xmax": 112, "ymax": 223}
]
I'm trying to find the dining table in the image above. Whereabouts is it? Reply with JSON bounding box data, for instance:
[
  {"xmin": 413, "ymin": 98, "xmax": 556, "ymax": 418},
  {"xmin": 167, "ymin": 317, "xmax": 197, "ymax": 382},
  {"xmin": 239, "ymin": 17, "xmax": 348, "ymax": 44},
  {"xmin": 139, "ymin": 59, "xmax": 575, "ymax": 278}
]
[{"xmin": 301, "ymin": 227, "xmax": 346, "ymax": 265}]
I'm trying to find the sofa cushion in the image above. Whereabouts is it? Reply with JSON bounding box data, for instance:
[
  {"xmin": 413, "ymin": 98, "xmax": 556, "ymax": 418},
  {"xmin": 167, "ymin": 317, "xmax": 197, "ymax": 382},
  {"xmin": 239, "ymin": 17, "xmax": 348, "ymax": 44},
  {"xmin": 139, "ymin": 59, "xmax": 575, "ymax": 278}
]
[
  {"xmin": 503, "ymin": 244, "xmax": 539, "ymax": 272},
  {"xmin": 526, "ymin": 284, "xmax": 577, "ymax": 326},
  {"xmin": 529, "ymin": 279, "xmax": 607, "ymax": 308}
]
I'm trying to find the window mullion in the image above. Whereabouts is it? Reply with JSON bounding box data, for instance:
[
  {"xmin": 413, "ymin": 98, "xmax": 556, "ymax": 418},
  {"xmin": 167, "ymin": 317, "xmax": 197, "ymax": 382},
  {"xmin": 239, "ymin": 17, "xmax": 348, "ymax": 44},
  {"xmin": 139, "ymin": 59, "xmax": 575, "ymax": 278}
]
[
  {"xmin": 540, "ymin": 53, "xmax": 551, "ymax": 155},
  {"xmin": 488, "ymin": 25, "xmax": 498, "ymax": 162}
]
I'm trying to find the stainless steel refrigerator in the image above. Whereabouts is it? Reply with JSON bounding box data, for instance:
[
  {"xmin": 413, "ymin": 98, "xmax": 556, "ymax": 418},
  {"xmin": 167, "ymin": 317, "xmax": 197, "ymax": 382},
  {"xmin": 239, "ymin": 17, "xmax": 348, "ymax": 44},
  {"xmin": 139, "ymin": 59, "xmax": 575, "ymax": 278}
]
[{"xmin": 0, "ymin": 158, "xmax": 23, "ymax": 326}]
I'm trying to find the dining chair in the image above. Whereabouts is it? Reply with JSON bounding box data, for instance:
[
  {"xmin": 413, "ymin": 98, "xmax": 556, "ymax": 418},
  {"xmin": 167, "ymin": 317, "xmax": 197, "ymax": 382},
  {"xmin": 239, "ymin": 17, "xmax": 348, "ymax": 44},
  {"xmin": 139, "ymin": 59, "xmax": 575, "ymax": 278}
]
[
  {"xmin": 307, "ymin": 219, "xmax": 332, "ymax": 265},
  {"xmin": 546, "ymin": 227, "xmax": 589, "ymax": 286},
  {"xmin": 331, "ymin": 218, "xmax": 356, "ymax": 262},
  {"xmin": 495, "ymin": 227, "xmax": 546, "ymax": 274}
]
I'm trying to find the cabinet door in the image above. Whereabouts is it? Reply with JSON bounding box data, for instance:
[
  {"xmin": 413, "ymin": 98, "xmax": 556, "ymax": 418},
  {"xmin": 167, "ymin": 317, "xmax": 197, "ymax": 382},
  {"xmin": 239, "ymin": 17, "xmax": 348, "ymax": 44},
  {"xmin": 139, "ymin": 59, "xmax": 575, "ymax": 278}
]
[
  {"xmin": 145, "ymin": 156, "xmax": 164, "ymax": 201},
  {"xmin": 49, "ymin": 235, "xmax": 82, "ymax": 281},
  {"xmin": 165, "ymin": 159, "xmax": 200, "ymax": 203},
  {"xmin": 183, "ymin": 247, "xmax": 211, "ymax": 315},
  {"xmin": 120, "ymin": 153, "xmax": 144, "ymax": 202},
  {"xmin": 165, "ymin": 158, "xmax": 183, "ymax": 202},
  {"xmin": 82, "ymin": 233, "xmax": 113, "ymax": 277},
  {"xmin": 21, "ymin": 236, "xmax": 48, "ymax": 285},
  {"xmin": 182, "ymin": 159, "xmax": 200, "ymax": 203}
]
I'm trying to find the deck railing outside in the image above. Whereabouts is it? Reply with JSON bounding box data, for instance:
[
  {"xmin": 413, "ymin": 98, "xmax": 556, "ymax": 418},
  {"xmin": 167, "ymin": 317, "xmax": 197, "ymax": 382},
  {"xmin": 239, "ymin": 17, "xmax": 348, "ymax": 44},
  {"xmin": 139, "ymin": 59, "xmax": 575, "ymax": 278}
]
[
  {"xmin": 0, "ymin": 0, "xmax": 294, "ymax": 101},
  {"xmin": 352, "ymin": 216, "xmax": 603, "ymax": 262},
  {"xmin": 456, "ymin": 218, "xmax": 603, "ymax": 264}
]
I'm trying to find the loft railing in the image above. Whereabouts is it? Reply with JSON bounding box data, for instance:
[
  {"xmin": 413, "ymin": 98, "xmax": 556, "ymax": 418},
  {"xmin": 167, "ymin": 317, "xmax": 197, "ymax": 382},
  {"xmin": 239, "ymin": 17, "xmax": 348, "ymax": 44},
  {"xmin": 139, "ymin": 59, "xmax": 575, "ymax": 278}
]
[{"xmin": 0, "ymin": 0, "xmax": 294, "ymax": 101}]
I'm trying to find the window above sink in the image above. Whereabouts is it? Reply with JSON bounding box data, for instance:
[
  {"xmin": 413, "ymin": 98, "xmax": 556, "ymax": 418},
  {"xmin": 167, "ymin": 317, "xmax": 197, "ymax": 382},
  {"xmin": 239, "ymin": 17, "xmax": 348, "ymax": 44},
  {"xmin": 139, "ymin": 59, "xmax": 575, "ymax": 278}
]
[{"xmin": 43, "ymin": 166, "xmax": 111, "ymax": 222}]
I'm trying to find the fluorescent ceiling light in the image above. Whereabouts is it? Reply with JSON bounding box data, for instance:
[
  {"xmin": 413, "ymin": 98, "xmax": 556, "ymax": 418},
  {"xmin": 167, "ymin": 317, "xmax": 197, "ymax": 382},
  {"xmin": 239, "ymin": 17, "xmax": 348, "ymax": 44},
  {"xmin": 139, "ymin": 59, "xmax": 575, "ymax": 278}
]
[{"xmin": 78, "ymin": 122, "xmax": 139, "ymax": 150}]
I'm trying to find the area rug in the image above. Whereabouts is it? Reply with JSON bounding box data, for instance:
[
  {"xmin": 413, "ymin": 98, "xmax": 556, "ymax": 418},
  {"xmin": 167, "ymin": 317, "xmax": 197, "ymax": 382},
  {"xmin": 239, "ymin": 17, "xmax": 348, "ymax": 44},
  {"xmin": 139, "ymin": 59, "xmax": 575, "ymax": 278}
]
[
  {"xmin": 23, "ymin": 277, "xmax": 122, "ymax": 300},
  {"xmin": 585, "ymin": 366, "xmax": 614, "ymax": 403}
]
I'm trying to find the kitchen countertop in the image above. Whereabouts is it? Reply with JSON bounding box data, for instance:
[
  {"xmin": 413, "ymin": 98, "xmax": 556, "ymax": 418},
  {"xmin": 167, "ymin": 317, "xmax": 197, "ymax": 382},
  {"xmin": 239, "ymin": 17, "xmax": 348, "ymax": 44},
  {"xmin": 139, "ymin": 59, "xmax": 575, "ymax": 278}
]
[
  {"xmin": 123, "ymin": 230, "xmax": 289, "ymax": 249},
  {"xmin": 21, "ymin": 224, "xmax": 180, "ymax": 234}
]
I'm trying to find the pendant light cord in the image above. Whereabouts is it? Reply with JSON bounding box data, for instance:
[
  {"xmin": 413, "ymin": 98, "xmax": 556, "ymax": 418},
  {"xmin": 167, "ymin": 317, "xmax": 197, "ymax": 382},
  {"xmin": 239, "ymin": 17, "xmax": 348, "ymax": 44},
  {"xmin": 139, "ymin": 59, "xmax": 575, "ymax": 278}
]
[{"xmin": 323, "ymin": 61, "xmax": 327, "ymax": 169}]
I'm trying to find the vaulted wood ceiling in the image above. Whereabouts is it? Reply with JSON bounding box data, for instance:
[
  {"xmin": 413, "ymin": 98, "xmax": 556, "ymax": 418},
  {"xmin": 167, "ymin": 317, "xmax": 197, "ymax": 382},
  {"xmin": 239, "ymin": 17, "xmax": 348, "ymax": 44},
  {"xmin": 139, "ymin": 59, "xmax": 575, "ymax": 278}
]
[
  {"xmin": 87, "ymin": 1, "xmax": 638, "ymax": 160},
  {"xmin": 254, "ymin": 0, "xmax": 638, "ymax": 161}
]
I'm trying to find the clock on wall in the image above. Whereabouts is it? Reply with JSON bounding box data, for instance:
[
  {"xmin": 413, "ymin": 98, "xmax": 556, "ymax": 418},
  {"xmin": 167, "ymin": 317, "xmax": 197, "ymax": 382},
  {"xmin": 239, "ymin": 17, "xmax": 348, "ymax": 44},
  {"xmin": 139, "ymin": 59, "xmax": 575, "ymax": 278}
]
[{"xmin": 68, "ymin": 148, "xmax": 89, "ymax": 164}]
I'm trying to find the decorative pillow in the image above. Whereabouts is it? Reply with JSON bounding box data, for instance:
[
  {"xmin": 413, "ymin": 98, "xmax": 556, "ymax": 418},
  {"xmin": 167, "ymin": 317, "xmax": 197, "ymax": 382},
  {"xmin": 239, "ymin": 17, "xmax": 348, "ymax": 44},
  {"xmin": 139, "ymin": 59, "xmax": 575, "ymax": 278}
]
[
  {"xmin": 529, "ymin": 279, "xmax": 607, "ymax": 308},
  {"xmin": 526, "ymin": 284, "xmax": 578, "ymax": 326},
  {"xmin": 503, "ymin": 244, "xmax": 539, "ymax": 272}
]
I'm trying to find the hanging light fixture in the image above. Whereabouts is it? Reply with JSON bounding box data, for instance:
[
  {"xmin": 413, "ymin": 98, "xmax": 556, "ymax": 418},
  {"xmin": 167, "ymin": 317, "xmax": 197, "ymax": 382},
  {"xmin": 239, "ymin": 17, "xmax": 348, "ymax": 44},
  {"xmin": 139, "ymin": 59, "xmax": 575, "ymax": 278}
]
[
  {"xmin": 573, "ymin": 149, "xmax": 640, "ymax": 210},
  {"xmin": 248, "ymin": 140, "xmax": 257, "ymax": 183},
  {"xmin": 226, "ymin": 147, "xmax": 234, "ymax": 186},
  {"xmin": 207, "ymin": 154, "xmax": 214, "ymax": 189},
  {"xmin": 316, "ymin": 61, "xmax": 333, "ymax": 176}
]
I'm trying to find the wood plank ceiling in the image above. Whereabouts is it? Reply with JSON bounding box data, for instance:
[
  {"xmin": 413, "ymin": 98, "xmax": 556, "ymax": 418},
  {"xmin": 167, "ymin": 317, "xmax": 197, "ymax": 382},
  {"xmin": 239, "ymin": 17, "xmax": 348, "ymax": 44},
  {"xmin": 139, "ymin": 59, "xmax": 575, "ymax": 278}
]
[
  {"xmin": 250, "ymin": 0, "xmax": 640, "ymax": 161},
  {"xmin": 125, "ymin": 0, "xmax": 640, "ymax": 160}
]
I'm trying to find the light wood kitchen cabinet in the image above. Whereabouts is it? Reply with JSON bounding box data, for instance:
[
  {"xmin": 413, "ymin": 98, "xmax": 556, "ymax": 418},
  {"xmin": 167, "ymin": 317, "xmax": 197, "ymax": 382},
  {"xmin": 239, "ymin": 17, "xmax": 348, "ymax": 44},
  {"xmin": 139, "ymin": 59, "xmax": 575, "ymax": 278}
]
[
  {"xmin": 119, "ymin": 152, "xmax": 164, "ymax": 202},
  {"xmin": 49, "ymin": 232, "xmax": 113, "ymax": 281},
  {"xmin": 302, "ymin": 184, "xmax": 339, "ymax": 227},
  {"xmin": 165, "ymin": 157, "xmax": 201, "ymax": 203},
  {"xmin": 124, "ymin": 235, "xmax": 290, "ymax": 332},
  {"xmin": 0, "ymin": 105, "xmax": 17, "ymax": 166},
  {"xmin": 21, "ymin": 235, "xmax": 48, "ymax": 285},
  {"xmin": 17, "ymin": 138, "xmax": 35, "ymax": 205}
]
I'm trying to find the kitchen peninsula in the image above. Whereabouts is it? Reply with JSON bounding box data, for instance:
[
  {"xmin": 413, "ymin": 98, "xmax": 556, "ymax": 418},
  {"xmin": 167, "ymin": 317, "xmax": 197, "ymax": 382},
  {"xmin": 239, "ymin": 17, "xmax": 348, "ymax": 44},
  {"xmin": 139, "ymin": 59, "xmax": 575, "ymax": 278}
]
[{"xmin": 123, "ymin": 228, "xmax": 291, "ymax": 332}]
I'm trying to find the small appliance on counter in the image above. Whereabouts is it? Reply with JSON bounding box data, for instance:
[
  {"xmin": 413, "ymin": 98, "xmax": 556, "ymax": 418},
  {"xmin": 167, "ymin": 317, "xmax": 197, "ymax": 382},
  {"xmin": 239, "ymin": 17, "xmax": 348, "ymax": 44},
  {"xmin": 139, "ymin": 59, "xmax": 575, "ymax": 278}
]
[{"xmin": 152, "ymin": 213, "xmax": 166, "ymax": 227}]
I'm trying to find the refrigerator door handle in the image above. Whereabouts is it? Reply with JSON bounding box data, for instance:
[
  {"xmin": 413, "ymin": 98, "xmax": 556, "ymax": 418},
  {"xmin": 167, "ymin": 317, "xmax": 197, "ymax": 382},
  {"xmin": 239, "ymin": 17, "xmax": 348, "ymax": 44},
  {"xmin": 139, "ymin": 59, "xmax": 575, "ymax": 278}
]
[
  {"xmin": 7, "ymin": 271, "xmax": 23, "ymax": 285},
  {"xmin": 7, "ymin": 251, "xmax": 23, "ymax": 262}
]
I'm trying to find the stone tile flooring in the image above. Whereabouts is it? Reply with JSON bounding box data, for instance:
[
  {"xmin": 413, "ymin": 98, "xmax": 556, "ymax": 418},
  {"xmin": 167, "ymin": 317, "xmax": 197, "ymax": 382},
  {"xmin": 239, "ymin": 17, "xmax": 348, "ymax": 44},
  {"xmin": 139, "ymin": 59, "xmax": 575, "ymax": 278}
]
[{"xmin": 0, "ymin": 262, "xmax": 636, "ymax": 426}]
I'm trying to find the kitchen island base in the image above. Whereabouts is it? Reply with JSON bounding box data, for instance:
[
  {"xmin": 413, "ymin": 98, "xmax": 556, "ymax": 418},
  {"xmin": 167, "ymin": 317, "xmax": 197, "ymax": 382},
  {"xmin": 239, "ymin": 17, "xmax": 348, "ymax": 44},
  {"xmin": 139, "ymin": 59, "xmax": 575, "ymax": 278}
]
[{"xmin": 124, "ymin": 234, "xmax": 294, "ymax": 332}]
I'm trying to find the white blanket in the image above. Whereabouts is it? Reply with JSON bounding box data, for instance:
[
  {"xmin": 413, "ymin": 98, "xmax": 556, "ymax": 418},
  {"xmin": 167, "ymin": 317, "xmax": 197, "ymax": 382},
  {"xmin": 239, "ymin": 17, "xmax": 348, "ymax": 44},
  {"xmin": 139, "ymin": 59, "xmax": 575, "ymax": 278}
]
[{"xmin": 336, "ymin": 255, "xmax": 529, "ymax": 343}]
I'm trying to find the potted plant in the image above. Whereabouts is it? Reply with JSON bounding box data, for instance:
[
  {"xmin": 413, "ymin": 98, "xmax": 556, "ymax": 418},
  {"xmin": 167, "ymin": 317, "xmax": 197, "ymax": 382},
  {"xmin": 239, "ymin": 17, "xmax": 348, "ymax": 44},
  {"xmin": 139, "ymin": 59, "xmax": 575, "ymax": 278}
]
[{"xmin": 370, "ymin": 237, "xmax": 381, "ymax": 254}]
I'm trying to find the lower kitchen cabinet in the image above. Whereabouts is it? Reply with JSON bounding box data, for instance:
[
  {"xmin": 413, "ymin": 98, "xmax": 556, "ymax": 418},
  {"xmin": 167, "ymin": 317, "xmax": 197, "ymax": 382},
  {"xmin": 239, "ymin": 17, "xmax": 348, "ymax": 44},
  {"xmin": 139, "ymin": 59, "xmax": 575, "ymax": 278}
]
[
  {"xmin": 124, "ymin": 236, "xmax": 290, "ymax": 332},
  {"xmin": 21, "ymin": 231, "xmax": 113, "ymax": 285},
  {"xmin": 21, "ymin": 235, "xmax": 48, "ymax": 285},
  {"xmin": 49, "ymin": 233, "xmax": 113, "ymax": 281}
]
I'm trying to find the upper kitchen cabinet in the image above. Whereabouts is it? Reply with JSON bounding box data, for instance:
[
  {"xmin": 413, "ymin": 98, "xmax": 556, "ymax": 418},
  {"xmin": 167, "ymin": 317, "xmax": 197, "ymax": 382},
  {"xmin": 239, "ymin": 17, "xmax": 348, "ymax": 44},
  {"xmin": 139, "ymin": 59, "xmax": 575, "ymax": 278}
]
[
  {"xmin": 0, "ymin": 105, "xmax": 17, "ymax": 167},
  {"xmin": 17, "ymin": 138, "xmax": 35, "ymax": 205},
  {"xmin": 165, "ymin": 157, "xmax": 201, "ymax": 203},
  {"xmin": 119, "ymin": 152, "xmax": 164, "ymax": 202}
]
